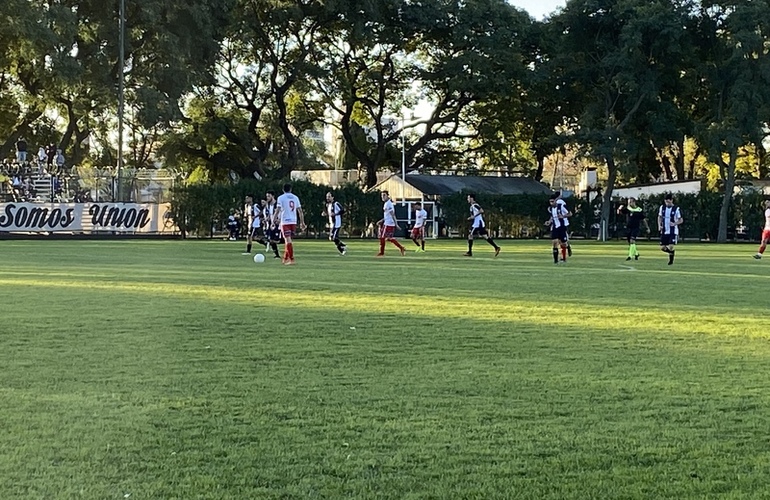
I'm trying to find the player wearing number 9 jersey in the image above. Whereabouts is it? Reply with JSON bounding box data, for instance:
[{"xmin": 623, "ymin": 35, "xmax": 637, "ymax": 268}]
[{"xmin": 275, "ymin": 183, "xmax": 306, "ymax": 265}]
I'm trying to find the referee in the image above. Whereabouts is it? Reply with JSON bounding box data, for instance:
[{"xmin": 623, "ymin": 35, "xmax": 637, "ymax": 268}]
[{"xmin": 617, "ymin": 197, "xmax": 648, "ymax": 261}]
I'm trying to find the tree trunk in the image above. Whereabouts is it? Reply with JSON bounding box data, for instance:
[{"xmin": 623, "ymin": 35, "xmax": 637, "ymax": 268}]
[
  {"xmin": 757, "ymin": 140, "xmax": 769, "ymax": 178},
  {"xmin": 675, "ymin": 138, "xmax": 686, "ymax": 180},
  {"xmin": 365, "ymin": 162, "xmax": 378, "ymax": 189},
  {"xmin": 600, "ymin": 154, "xmax": 619, "ymax": 241},
  {"xmin": 534, "ymin": 150, "xmax": 546, "ymax": 181},
  {"xmin": 717, "ymin": 150, "xmax": 737, "ymax": 243},
  {"xmin": 661, "ymin": 154, "xmax": 674, "ymax": 181}
]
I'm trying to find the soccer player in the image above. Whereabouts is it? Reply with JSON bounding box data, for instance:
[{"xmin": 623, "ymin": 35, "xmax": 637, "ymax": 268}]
[
  {"xmin": 753, "ymin": 200, "xmax": 770, "ymax": 259},
  {"xmin": 658, "ymin": 193, "xmax": 683, "ymax": 265},
  {"xmin": 464, "ymin": 194, "xmax": 501, "ymax": 257},
  {"xmin": 226, "ymin": 210, "xmax": 239, "ymax": 241},
  {"xmin": 376, "ymin": 191, "xmax": 406, "ymax": 257},
  {"xmin": 546, "ymin": 194, "xmax": 571, "ymax": 264},
  {"xmin": 617, "ymin": 197, "xmax": 647, "ymax": 261},
  {"xmin": 324, "ymin": 192, "xmax": 347, "ymax": 255},
  {"xmin": 263, "ymin": 191, "xmax": 281, "ymax": 259},
  {"xmin": 411, "ymin": 202, "xmax": 428, "ymax": 252},
  {"xmin": 243, "ymin": 196, "xmax": 268, "ymax": 255},
  {"xmin": 555, "ymin": 191, "xmax": 573, "ymax": 257},
  {"xmin": 274, "ymin": 183, "xmax": 306, "ymax": 265}
]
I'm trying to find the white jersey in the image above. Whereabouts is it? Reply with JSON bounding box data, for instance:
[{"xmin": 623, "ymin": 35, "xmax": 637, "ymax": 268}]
[
  {"xmin": 470, "ymin": 203, "xmax": 485, "ymax": 228},
  {"xmin": 277, "ymin": 193, "xmax": 301, "ymax": 225},
  {"xmin": 549, "ymin": 205, "xmax": 568, "ymax": 228},
  {"xmin": 327, "ymin": 201, "xmax": 343, "ymax": 229},
  {"xmin": 764, "ymin": 208, "xmax": 770, "ymax": 231},
  {"xmin": 414, "ymin": 209, "xmax": 428, "ymax": 229},
  {"xmin": 251, "ymin": 204, "xmax": 262, "ymax": 228},
  {"xmin": 557, "ymin": 199, "xmax": 570, "ymax": 227},
  {"xmin": 383, "ymin": 199, "xmax": 396, "ymax": 226},
  {"xmin": 658, "ymin": 205, "xmax": 682, "ymax": 236}
]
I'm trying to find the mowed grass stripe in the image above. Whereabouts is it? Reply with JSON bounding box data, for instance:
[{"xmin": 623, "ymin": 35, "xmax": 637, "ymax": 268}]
[
  {"xmin": 2, "ymin": 240, "xmax": 770, "ymax": 499},
  {"xmin": 0, "ymin": 273, "xmax": 764, "ymax": 339}
]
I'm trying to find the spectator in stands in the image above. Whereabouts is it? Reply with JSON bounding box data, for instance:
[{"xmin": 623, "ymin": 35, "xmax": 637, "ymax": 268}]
[
  {"xmin": 55, "ymin": 149, "xmax": 65, "ymax": 173},
  {"xmin": 46, "ymin": 143, "xmax": 56, "ymax": 168},
  {"xmin": 37, "ymin": 147, "xmax": 47, "ymax": 173},
  {"xmin": 16, "ymin": 137, "xmax": 27, "ymax": 163}
]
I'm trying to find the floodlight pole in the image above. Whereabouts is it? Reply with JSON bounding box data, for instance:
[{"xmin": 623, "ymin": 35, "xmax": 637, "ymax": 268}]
[
  {"xmin": 401, "ymin": 115, "xmax": 406, "ymax": 205},
  {"xmin": 117, "ymin": 0, "xmax": 125, "ymax": 202}
]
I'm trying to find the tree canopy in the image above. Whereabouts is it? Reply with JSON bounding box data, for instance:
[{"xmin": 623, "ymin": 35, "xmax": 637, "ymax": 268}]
[{"xmin": 2, "ymin": 0, "xmax": 770, "ymax": 240}]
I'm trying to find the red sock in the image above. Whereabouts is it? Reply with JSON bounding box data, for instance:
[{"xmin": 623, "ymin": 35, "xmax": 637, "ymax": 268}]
[
  {"xmin": 288, "ymin": 242, "xmax": 295, "ymax": 260},
  {"xmin": 379, "ymin": 238, "xmax": 386, "ymax": 254},
  {"xmin": 760, "ymin": 243, "xmax": 767, "ymax": 254},
  {"xmin": 561, "ymin": 247, "xmax": 567, "ymax": 260},
  {"xmin": 389, "ymin": 238, "xmax": 404, "ymax": 250}
]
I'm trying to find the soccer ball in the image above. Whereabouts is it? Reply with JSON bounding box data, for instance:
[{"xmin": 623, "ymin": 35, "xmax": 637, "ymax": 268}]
[{"xmin": 253, "ymin": 253, "xmax": 265, "ymax": 264}]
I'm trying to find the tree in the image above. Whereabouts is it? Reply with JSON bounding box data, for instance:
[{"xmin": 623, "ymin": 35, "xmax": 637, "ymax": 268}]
[
  {"xmin": 551, "ymin": 0, "xmax": 694, "ymax": 238},
  {"xmin": 691, "ymin": 0, "xmax": 770, "ymax": 241},
  {"xmin": 164, "ymin": 0, "xmax": 328, "ymax": 181}
]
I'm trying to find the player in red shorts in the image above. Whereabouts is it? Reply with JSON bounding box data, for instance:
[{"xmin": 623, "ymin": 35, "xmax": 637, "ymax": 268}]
[
  {"xmin": 275, "ymin": 183, "xmax": 306, "ymax": 265},
  {"xmin": 410, "ymin": 202, "xmax": 428, "ymax": 252},
  {"xmin": 754, "ymin": 200, "xmax": 770, "ymax": 259},
  {"xmin": 376, "ymin": 191, "xmax": 406, "ymax": 257}
]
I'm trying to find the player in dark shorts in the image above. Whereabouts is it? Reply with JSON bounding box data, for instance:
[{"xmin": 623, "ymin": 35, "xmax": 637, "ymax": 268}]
[
  {"xmin": 617, "ymin": 197, "xmax": 647, "ymax": 260},
  {"xmin": 546, "ymin": 194, "xmax": 571, "ymax": 264}
]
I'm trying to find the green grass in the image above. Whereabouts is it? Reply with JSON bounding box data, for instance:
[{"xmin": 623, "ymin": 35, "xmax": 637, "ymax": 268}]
[{"xmin": 1, "ymin": 238, "xmax": 769, "ymax": 499}]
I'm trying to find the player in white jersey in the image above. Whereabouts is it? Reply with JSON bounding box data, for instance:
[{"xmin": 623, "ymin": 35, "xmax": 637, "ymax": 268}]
[
  {"xmin": 274, "ymin": 183, "xmax": 306, "ymax": 265},
  {"xmin": 753, "ymin": 200, "xmax": 770, "ymax": 259},
  {"xmin": 555, "ymin": 192, "xmax": 573, "ymax": 257},
  {"xmin": 376, "ymin": 191, "xmax": 406, "ymax": 257},
  {"xmin": 263, "ymin": 191, "xmax": 281, "ymax": 259},
  {"xmin": 464, "ymin": 194, "xmax": 500, "ymax": 257},
  {"xmin": 658, "ymin": 193, "xmax": 683, "ymax": 265},
  {"xmin": 242, "ymin": 195, "xmax": 268, "ymax": 255},
  {"xmin": 410, "ymin": 202, "xmax": 428, "ymax": 252},
  {"xmin": 546, "ymin": 194, "xmax": 571, "ymax": 264},
  {"xmin": 324, "ymin": 192, "xmax": 347, "ymax": 255}
]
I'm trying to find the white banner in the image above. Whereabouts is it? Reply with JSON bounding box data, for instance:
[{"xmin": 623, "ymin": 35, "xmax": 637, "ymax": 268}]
[{"xmin": 0, "ymin": 202, "xmax": 175, "ymax": 233}]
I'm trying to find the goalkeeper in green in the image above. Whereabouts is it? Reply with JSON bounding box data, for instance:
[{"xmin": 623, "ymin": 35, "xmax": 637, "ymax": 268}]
[{"xmin": 617, "ymin": 198, "xmax": 648, "ymax": 261}]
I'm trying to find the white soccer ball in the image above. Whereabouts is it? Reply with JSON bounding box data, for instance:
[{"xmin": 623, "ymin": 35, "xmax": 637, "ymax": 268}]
[{"xmin": 253, "ymin": 253, "xmax": 265, "ymax": 263}]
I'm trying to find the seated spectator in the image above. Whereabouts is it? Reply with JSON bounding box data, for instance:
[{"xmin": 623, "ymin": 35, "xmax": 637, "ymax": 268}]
[{"xmin": 226, "ymin": 210, "xmax": 240, "ymax": 241}]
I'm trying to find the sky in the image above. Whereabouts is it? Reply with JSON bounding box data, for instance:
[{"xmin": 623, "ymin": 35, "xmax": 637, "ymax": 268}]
[{"xmin": 508, "ymin": 0, "xmax": 567, "ymax": 19}]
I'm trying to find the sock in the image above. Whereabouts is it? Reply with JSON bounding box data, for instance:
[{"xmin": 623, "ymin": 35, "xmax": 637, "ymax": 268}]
[
  {"xmin": 561, "ymin": 246, "xmax": 567, "ymax": 260},
  {"xmin": 287, "ymin": 242, "xmax": 294, "ymax": 260},
  {"xmin": 412, "ymin": 238, "xmax": 420, "ymax": 247},
  {"xmin": 760, "ymin": 243, "xmax": 767, "ymax": 254},
  {"xmin": 661, "ymin": 247, "xmax": 670, "ymax": 254},
  {"xmin": 467, "ymin": 239, "xmax": 474, "ymax": 253},
  {"xmin": 379, "ymin": 238, "xmax": 386, "ymax": 254},
  {"xmin": 632, "ymin": 243, "xmax": 638, "ymax": 256},
  {"xmin": 421, "ymin": 240, "xmax": 425, "ymax": 250},
  {"xmin": 246, "ymin": 243, "xmax": 252, "ymax": 253},
  {"xmin": 487, "ymin": 238, "xmax": 498, "ymax": 249},
  {"xmin": 553, "ymin": 247, "xmax": 559, "ymax": 263},
  {"xmin": 389, "ymin": 238, "xmax": 404, "ymax": 250},
  {"xmin": 271, "ymin": 242, "xmax": 279, "ymax": 257},
  {"xmin": 257, "ymin": 238, "xmax": 267, "ymax": 247},
  {"xmin": 669, "ymin": 250, "xmax": 675, "ymax": 264}
]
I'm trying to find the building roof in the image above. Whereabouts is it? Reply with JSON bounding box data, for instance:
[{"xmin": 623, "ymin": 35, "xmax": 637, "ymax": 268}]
[{"xmin": 397, "ymin": 174, "xmax": 551, "ymax": 196}]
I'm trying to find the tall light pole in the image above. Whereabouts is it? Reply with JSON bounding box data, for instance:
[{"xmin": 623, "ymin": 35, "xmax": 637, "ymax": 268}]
[
  {"xmin": 401, "ymin": 115, "xmax": 406, "ymax": 205},
  {"xmin": 117, "ymin": 0, "xmax": 125, "ymax": 202}
]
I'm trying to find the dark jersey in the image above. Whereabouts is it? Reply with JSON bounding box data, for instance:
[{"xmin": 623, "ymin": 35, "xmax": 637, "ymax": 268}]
[{"xmin": 619, "ymin": 206, "xmax": 646, "ymax": 229}]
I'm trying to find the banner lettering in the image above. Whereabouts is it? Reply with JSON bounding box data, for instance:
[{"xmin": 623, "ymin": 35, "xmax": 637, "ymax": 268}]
[{"xmin": 0, "ymin": 202, "xmax": 175, "ymax": 233}]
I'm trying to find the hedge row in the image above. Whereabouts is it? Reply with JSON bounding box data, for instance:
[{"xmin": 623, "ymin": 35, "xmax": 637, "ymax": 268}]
[{"xmin": 172, "ymin": 181, "xmax": 766, "ymax": 241}]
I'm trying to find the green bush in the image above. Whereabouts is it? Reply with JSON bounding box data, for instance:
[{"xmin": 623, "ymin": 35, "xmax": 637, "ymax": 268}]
[{"xmin": 172, "ymin": 180, "xmax": 382, "ymax": 238}]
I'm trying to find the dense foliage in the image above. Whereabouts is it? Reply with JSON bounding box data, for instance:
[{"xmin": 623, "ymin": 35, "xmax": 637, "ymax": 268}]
[{"xmin": 2, "ymin": 0, "xmax": 770, "ymax": 240}]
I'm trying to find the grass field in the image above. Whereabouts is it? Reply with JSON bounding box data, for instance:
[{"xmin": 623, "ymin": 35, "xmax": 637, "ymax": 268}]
[{"xmin": 1, "ymin": 237, "xmax": 769, "ymax": 499}]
